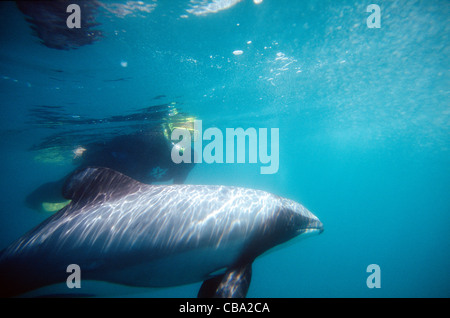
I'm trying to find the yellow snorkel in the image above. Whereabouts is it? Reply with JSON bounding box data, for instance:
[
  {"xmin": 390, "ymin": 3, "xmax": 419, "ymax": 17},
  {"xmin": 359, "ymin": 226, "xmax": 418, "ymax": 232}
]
[{"xmin": 162, "ymin": 108, "xmax": 199, "ymax": 155}]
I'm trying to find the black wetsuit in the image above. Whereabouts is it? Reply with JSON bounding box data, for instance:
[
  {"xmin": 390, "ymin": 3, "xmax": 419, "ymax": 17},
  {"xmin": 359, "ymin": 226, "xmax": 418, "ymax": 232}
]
[
  {"xmin": 78, "ymin": 132, "xmax": 193, "ymax": 184},
  {"xmin": 26, "ymin": 131, "xmax": 195, "ymax": 212}
]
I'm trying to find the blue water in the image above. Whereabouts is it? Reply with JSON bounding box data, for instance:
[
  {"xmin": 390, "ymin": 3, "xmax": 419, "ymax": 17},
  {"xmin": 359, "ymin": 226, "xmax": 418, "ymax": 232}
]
[{"xmin": 0, "ymin": 0, "xmax": 449, "ymax": 298}]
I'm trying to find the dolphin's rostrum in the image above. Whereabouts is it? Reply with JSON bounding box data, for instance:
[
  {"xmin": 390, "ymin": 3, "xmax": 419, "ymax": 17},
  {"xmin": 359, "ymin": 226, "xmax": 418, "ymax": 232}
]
[{"xmin": 0, "ymin": 167, "xmax": 323, "ymax": 297}]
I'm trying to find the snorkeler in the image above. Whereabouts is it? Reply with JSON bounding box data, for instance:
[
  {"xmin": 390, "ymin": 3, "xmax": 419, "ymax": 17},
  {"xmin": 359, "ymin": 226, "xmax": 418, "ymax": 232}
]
[{"xmin": 25, "ymin": 117, "xmax": 198, "ymax": 213}]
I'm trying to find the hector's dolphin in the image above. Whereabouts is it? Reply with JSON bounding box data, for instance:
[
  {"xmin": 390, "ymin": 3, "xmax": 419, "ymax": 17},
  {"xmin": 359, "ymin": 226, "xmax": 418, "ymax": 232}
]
[{"xmin": 0, "ymin": 167, "xmax": 323, "ymax": 297}]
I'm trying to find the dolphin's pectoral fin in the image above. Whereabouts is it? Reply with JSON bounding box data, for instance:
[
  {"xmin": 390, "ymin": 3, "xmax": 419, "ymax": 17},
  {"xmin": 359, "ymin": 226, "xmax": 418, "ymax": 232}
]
[
  {"xmin": 197, "ymin": 275, "xmax": 223, "ymax": 298},
  {"xmin": 197, "ymin": 263, "xmax": 252, "ymax": 298}
]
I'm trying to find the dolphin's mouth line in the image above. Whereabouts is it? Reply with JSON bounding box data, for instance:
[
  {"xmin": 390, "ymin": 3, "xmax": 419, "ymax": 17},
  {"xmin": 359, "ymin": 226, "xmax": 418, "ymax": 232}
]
[
  {"xmin": 302, "ymin": 228, "xmax": 324, "ymax": 234},
  {"xmin": 298, "ymin": 222, "xmax": 324, "ymax": 235}
]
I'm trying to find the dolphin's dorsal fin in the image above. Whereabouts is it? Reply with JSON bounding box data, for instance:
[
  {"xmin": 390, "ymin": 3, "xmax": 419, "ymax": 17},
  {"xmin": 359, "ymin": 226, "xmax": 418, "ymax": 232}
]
[{"xmin": 62, "ymin": 167, "xmax": 141, "ymax": 203}]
